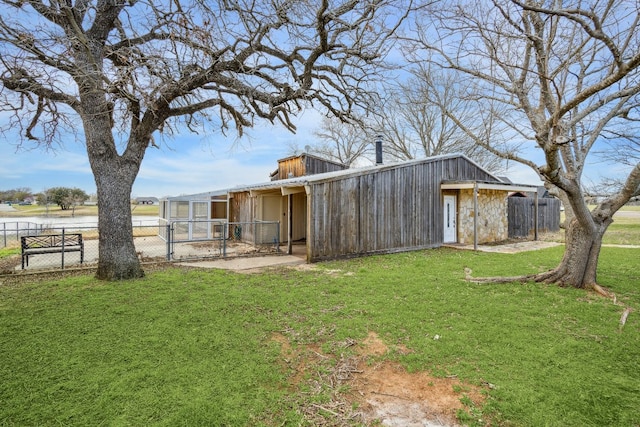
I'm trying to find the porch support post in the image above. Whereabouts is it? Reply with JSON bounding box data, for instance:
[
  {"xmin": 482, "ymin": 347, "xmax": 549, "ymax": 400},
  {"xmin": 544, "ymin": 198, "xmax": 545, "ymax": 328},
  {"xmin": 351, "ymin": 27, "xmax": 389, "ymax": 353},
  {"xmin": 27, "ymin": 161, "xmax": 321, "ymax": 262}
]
[
  {"xmin": 287, "ymin": 194, "xmax": 293, "ymax": 255},
  {"xmin": 305, "ymin": 185, "xmax": 312, "ymax": 263},
  {"xmin": 534, "ymin": 189, "xmax": 539, "ymax": 241},
  {"xmin": 473, "ymin": 182, "xmax": 479, "ymax": 251}
]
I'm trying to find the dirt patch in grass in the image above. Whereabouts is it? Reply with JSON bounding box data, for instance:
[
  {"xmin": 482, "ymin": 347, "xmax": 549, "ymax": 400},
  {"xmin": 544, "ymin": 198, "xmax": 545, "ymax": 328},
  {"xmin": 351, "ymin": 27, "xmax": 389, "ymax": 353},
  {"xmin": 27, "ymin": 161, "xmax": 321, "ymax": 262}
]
[
  {"xmin": 0, "ymin": 261, "xmax": 179, "ymax": 286},
  {"xmin": 0, "ymin": 254, "xmax": 21, "ymax": 275},
  {"xmin": 273, "ymin": 331, "xmax": 487, "ymax": 426}
]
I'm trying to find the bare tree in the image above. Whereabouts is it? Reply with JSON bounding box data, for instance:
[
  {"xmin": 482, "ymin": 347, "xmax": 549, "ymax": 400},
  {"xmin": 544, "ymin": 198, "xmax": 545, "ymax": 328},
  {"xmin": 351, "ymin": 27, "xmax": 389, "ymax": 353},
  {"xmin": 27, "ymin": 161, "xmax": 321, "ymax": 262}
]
[
  {"xmin": 307, "ymin": 67, "xmax": 504, "ymax": 171},
  {"xmin": 407, "ymin": 0, "xmax": 640, "ymax": 289},
  {"xmin": 0, "ymin": 187, "xmax": 32, "ymax": 203},
  {"xmin": 0, "ymin": 0, "xmax": 410, "ymax": 280},
  {"xmin": 374, "ymin": 68, "xmax": 504, "ymax": 172},
  {"xmin": 310, "ymin": 117, "xmax": 373, "ymax": 166}
]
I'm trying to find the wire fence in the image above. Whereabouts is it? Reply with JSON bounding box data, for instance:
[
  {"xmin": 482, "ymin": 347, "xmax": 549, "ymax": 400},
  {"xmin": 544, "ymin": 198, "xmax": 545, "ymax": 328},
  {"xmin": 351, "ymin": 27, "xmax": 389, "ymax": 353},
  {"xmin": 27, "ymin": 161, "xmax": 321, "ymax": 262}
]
[
  {"xmin": 1, "ymin": 222, "xmax": 48, "ymax": 248},
  {"xmin": 160, "ymin": 220, "xmax": 281, "ymax": 261},
  {"xmin": 0, "ymin": 220, "xmax": 281, "ymax": 274}
]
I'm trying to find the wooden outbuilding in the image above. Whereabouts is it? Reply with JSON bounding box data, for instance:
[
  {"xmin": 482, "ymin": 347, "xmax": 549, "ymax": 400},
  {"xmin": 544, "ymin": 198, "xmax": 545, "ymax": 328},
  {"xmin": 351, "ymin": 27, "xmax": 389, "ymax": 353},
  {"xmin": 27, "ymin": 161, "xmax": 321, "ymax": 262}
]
[
  {"xmin": 269, "ymin": 153, "xmax": 347, "ymax": 181},
  {"xmin": 227, "ymin": 154, "xmax": 540, "ymax": 262},
  {"xmin": 507, "ymin": 186, "xmax": 561, "ymax": 238}
]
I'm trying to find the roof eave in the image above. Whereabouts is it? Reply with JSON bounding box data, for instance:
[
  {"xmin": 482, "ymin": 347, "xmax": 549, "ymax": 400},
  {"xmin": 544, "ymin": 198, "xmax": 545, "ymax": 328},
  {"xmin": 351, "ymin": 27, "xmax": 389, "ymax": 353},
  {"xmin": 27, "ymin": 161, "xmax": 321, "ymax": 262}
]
[{"xmin": 441, "ymin": 180, "xmax": 539, "ymax": 193}]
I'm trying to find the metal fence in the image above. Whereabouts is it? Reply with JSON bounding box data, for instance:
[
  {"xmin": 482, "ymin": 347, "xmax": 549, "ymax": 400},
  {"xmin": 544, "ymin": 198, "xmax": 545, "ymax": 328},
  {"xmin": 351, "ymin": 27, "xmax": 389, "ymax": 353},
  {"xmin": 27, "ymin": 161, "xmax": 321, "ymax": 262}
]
[
  {"xmin": 1, "ymin": 222, "xmax": 47, "ymax": 248},
  {"xmin": 1, "ymin": 220, "xmax": 281, "ymax": 273},
  {"xmin": 159, "ymin": 220, "xmax": 281, "ymax": 261}
]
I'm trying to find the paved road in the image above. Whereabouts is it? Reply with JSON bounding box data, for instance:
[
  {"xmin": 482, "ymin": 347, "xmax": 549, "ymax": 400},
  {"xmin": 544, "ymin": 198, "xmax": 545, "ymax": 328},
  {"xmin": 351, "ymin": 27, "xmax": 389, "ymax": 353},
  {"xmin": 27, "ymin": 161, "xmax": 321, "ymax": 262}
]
[{"xmin": 0, "ymin": 204, "xmax": 18, "ymax": 212}]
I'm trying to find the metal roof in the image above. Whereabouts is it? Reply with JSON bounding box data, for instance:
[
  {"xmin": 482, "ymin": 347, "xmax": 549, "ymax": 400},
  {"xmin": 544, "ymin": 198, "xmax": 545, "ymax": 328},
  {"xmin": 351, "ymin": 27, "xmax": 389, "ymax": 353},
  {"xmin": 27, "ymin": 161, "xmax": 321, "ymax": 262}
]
[
  {"xmin": 161, "ymin": 189, "xmax": 229, "ymax": 201},
  {"xmin": 229, "ymin": 153, "xmax": 507, "ymax": 194},
  {"xmin": 440, "ymin": 180, "xmax": 539, "ymax": 193},
  {"xmin": 162, "ymin": 154, "xmax": 538, "ymax": 199}
]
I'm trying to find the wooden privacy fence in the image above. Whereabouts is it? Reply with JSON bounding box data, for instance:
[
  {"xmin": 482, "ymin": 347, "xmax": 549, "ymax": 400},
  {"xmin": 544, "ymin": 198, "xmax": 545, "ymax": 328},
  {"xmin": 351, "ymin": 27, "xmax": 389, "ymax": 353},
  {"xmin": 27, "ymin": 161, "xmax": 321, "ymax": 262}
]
[{"xmin": 508, "ymin": 197, "xmax": 561, "ymax": 238}]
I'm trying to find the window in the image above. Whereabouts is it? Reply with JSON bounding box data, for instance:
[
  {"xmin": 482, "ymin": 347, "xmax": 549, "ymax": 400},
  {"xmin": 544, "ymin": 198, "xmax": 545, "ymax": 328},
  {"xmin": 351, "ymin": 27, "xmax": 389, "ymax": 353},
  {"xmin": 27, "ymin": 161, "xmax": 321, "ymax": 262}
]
[
  {"xmin": 170, "ymin": 201, "xmax": 189, "ymax": 219},
  {"xmin": 211, "ymin": 201, "xmax": 227, "ymax": 219}
]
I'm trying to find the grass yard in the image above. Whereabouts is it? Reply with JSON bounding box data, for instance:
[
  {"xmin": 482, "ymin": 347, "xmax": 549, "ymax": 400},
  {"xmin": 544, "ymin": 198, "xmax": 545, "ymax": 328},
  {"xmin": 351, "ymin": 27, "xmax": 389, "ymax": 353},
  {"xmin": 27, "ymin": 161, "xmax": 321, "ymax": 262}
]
[
  {"xmin": 604, "ymin": 206, "xmax": 640, "ymax": 245},
  {"xmin": 1, "ymin": 246, "xmax": 639, "ymax": 426},
  {"xmin": 0, "ymin": 204, "xmax": 159, "ymax": 217},
  {"xmin": 542, "ymin": 205, "xmax": 640, "ymax": 245},
  {"xmin": 603, "ymin": 222, "xmax": 640, "ymax": 245}
]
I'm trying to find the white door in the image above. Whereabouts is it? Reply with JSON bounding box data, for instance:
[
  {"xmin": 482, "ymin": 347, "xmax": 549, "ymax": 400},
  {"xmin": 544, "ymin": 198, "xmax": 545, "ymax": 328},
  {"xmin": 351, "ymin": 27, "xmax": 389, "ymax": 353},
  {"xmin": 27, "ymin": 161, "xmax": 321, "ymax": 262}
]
[
  {"xmin": 261, "ymin": 195, "xmax": 286, "ymax": 243},
  {"xmin": 190, "ymin": 201, "xmax": 209, "ymax": 240},
  {"xmin": 443, "ymin": 195, "xmax": 457, "ymax": 243}
]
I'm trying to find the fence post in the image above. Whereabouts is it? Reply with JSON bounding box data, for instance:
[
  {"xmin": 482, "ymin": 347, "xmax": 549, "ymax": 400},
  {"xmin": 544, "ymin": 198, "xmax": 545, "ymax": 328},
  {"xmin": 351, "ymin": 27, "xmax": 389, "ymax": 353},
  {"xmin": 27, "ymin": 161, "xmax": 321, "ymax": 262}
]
[
  {"xmin": 222, "ymin": 223, "xmax": 227, "ymax": 257},
  {"xmin": 276, "ymin": 222, "xmax": 280, "ymax": 253},
  {"xmin": 61, "ymin": 227, "xmax": 66, "ymax": 269},
  {"xmin": 166, "ymin": 223, "xmax": 171, "ymax": 261},
  {"xmin": 2, "ymin": 223, "xmax": 5, "ymax": 248},
  {"xmin": 251, "ymin": 221, "xmax": 256, "ymax": 246},
  {"xmin": 534, "ymin": 192, "xmax": 539, "ymax": 241}
]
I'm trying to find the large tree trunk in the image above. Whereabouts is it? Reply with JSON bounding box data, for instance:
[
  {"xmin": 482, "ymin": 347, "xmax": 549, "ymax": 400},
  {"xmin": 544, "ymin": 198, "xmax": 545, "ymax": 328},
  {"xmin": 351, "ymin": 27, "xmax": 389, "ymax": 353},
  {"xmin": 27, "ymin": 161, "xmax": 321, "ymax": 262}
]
[
  {"xmin": 93, "ymin": 159, "xmax": 145, "ymax": 280},
  {"xmin": 470, "ymin": 213, "xmax": 612, "ymax": 290},
  {"xmin": 84, "ymin": 110, "xmax": 145, "ymax": 280},
  {"xmin": 537, "ymin": 218, "xmax": 606, "ymax": 288}
]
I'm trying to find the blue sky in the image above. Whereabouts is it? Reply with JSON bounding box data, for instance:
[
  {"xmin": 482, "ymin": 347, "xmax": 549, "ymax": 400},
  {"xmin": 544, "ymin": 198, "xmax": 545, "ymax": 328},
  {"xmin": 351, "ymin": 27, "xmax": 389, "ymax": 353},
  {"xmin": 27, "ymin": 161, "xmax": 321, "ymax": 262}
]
[
  {"xmin": 1, "ymin": 4, "xmax": 627, "ymax": 200},
  {"xmin": 3, "ymin": 103, "xmax": 628, "ymax": 200},
  {"xmin": 1, "ymin": 111, "xmax": 546, "ymax": 200},
  {"xmin": 0, "ymin": 109, "xmax": 319, "ymax": 199}
]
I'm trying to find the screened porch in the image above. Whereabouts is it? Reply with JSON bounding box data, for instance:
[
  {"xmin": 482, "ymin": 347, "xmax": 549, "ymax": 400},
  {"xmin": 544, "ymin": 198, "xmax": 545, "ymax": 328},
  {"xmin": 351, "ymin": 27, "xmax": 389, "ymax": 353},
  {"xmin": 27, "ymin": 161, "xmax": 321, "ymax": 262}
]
[{"xmin": 159, "ymin": 190, "xmax": 228, "ymax": 241}]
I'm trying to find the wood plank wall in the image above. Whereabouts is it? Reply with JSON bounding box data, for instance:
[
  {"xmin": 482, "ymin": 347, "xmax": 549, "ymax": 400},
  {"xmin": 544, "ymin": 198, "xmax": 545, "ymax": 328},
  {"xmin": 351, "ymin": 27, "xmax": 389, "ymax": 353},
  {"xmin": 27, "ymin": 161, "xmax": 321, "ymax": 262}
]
[
  {"xmin": 308, "ymin": 157, "xmax": 495, "ymax": 260},
  {"xmin": 229, "ymin": 192, "xmax": 255, "ymax": 242},
  {"xmin": 276, "ymin": 156, "xmax": 305, "ymax": 180},
  {"xmin": 508, "ymin": 197, "xmax": 561, "ymax": 238},
  {"xmin": 304, "ymin": 156, "xmax": 346, "ymax": 175},
  {"xmin": 274, "ymin": 155, "xmax": 346, "ymax": 180}
]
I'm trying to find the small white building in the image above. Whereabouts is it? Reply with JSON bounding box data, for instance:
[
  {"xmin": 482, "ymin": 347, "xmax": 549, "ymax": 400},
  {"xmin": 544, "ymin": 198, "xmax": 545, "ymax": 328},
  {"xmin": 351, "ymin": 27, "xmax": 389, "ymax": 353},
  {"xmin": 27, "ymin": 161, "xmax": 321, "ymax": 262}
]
[
  {"xmin": 159, "ymin": 190, "xmax": 229, "ymax": 241},
  {"xmin": 135, "ymin": 196, "xmax": 159, "ymax": 205}
]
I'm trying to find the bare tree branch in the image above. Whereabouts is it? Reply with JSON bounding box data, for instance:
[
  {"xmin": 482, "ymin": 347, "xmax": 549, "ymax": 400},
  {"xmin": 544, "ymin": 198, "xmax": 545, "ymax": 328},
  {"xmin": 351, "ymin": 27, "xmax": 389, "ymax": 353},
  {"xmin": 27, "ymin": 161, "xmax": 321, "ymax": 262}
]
[
  {"xmin": 0, "ymin": 0, "xmax": 411, "ymax": 279},
  {"xmin": 402, "ymin": 0, "xmax": 640, "ymax": 288}
]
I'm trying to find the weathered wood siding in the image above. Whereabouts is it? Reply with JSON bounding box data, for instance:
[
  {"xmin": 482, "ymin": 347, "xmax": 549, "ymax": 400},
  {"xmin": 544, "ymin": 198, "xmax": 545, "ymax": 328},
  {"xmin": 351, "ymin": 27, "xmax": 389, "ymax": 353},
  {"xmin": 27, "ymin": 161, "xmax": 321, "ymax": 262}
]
[
  {"xmin": 304, "ymin": 156, "xmax": 346, "ymax": 175},
  {"xmin": 308, "ymin": 156, "xmax": 495, "ymax": 260},
  {"xmin": 229, "ymin": 191, "xmax": 256, "ymax": 242},
  {"xmin": 276, "ymin": 156, "xmax": 305, "ymax": 180},
  {"xmin": 508, "ymin": 197, "xmax": 560, "ymax": 238},
  {"xmin": 274, "ymin": 155, "xmax": 346, "ymax": 180}
]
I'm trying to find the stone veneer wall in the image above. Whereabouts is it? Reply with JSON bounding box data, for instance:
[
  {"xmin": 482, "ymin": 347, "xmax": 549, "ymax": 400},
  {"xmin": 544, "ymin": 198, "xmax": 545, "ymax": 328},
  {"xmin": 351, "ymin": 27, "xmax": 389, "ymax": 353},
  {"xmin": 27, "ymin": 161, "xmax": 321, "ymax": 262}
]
[{"xmin": 457, "ymin": 189, "xmax": 508, "ymax": 244}]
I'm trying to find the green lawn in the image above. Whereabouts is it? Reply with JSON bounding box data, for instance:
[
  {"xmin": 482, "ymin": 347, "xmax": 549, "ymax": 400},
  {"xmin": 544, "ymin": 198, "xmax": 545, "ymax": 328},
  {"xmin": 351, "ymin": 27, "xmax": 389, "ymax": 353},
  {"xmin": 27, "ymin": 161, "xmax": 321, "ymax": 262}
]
[
  {"xmin": 1, "ymin": 247, "xmax": 639, "ymax": 426},
  {"xmin": 603, "ymin": 222, "xmax": 640, "ymax": 245},
  {"xmin": 543, "ymin": 205, "xmax": 640, "ymax": 245},
  {"xmin": 1, "ymin": 203, "xmax": 159, "ymax": 217}
]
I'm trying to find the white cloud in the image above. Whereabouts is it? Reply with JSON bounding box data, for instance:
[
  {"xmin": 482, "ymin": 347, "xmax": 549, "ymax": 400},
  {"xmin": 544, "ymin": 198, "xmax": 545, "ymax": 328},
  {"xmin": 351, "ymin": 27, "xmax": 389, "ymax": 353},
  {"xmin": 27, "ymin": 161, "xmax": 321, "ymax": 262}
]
[
  {"xmin": 0, "ymin": 142, "xmax": 94, "ymax": 191},
  {"xmin": 134, "ymin": 149, "xmax": 276, "ymax": 197},
  {"xmin": 131, "ymin": 110, "xmax": 329, "ymax": 197},
  {"xmin": 4, "ymin": 104, "xmax": 559, "ymax": 199},
  {"xmin": 501, "ymin": 162, "xmax": 543, "ymax": 186}
]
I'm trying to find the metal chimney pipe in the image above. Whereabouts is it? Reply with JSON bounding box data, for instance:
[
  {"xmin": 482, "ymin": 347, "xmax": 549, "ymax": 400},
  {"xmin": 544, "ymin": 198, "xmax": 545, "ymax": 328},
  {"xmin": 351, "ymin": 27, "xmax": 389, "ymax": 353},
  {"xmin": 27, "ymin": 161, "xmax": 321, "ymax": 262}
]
[{"xmin": 375, "ymin": 135, "xmax": 383, "ymax": 165}]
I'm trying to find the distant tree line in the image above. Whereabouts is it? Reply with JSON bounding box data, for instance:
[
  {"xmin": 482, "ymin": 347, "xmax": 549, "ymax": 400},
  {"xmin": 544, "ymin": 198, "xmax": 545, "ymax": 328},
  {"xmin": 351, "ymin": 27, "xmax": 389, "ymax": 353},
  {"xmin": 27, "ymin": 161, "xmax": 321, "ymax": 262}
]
[
  {"xmin": 39, "ymin": 187, "xmax": 90, "ymax": 210},
  {"xmin": 1, "ymin": 187, "xmax": 89, "ymax": 210},
  {"xmin": 0, "ymin": 187, "xmax": 33, "ymax": 204}
]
